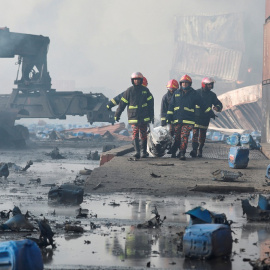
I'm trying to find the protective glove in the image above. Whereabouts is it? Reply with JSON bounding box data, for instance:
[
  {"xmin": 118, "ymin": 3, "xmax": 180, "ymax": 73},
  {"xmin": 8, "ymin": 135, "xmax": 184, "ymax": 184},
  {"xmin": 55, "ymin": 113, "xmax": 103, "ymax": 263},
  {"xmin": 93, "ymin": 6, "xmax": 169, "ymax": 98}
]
[
  {"xmin": 210, "ymin": 110, "xmax": 216, "ymax": 120},
  {"xmin": 114, "ymin": 116, "xmax": 120, "ymax": 122}
]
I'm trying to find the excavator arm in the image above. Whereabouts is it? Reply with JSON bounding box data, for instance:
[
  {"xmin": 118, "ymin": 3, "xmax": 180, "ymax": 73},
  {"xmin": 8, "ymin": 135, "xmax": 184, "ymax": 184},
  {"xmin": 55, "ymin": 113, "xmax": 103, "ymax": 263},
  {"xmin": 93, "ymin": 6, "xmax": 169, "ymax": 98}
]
[
  {"xmin": 0, "ymin": 28, "xmax": 115, "ymax": 147},
  {"xmin": 0, "ymin": 27, "xmax": 51, "ymax": 90}
]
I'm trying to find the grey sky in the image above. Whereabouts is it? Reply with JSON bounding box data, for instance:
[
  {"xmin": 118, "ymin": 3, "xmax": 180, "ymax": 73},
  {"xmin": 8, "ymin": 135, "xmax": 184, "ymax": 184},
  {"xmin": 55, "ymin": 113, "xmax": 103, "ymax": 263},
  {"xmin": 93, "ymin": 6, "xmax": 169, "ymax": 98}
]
[{"xmin": 0, "ymin": 0, "xmax": 265, "ymax": 120}]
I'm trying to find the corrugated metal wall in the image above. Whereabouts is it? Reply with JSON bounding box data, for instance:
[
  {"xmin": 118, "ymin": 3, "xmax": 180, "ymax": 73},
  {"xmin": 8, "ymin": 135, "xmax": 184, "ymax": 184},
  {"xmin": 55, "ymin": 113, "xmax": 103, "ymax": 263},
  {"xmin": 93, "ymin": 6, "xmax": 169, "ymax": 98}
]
[{"xmin": 171, "ymin": 13, "xmax": 245, "ymax": 82}]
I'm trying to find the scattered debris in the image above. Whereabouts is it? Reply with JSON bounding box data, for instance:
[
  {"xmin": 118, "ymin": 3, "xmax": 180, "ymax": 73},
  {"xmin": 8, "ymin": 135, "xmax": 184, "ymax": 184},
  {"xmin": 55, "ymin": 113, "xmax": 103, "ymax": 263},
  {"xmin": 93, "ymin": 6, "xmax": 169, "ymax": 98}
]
[
  {"xmin": 87, "ymin": 151, "xmax": 100, "ymax": 160},
  {"xmin": 137, "ymin": 206, "xmax": 166, "ymax": 229},
  {"xmin": 0, "ymin": 206, "xmax": 35, "ymax": 231},
  {"xmin": 21, "ymin": 160, "xmax": 33, "ymax": 171},
  {"xmin": 150, "ymin": 172, "xmax": 161, "ymax": 178},
  {"xmin": 79, "ymin": 168, "xmax": 92, "ymax": 175},
  {"xmin": 76, "ymin": 208, "xmax": 88, "ymax": 218},
  {"xmin": 0, "ymin": 163, "xmax": 9, "ymax": 179},
  {"xmin": 211, "ymin": 169, "xmax": 243, "ymax": 181},
  {"xmin": 148, "ymin": 163, "xmax": 174, "ymax": 166},
  {"xmin": 45, "ymin": 147, "xmax": 66, "ymax": 159},
  {"xmin": 65, "ymin": 224, "xmax": 84, "ymax": 233},
  {"xmin": 185, "ymin": 206, "xmax": 230, "ymax": 225},
  {"xmin": 29, "ymin": 178, "xmax": 41, "ymax": 185},
  {"xmin": 242, "ymin": 195, "xmax": 270, "ymax": 221},
  {"xmin": 33, "ymin": 217, "xmax": 56, "ymax": 248},
  {"xmin": 48, "ymin": 184, "xmax": 84, "ymax": 205},
  {"xmin": 108, "ymin": 201, "xmax": 120, "ymax": 207},
  {"xmin": 249, "ymin": 258, "xmax": 270, "ymax": 269}
]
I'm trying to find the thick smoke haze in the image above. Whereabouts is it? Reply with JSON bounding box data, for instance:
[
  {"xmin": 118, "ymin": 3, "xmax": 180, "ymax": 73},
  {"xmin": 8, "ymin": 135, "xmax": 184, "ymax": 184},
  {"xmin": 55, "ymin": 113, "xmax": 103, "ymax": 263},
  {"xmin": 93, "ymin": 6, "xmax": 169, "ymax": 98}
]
[{"xmin": 0, "ymin": 0, "xmax": 265, "ymax": 120}]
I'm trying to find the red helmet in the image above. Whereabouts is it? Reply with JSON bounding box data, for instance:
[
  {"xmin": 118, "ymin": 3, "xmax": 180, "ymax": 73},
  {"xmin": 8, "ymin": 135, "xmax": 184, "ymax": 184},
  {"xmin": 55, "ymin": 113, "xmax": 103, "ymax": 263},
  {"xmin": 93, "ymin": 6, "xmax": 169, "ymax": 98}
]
[
  {"xmin": 142, "ymin": 77, "xmax": 148, "ymax": 87},
  {"xmin": 201, "ymin": 77, "xmax": 215, "ymax": 88},
  {"xmin": 166, "ymin": 79, "xmax": 179, "ymax": 89},
  {"xmin": 179, "ymin": 74, "xmax": 192, "ymax": 85},
  {"xmin": 131, "ymin": 72, "xmax": 143, "ymax": 85}
]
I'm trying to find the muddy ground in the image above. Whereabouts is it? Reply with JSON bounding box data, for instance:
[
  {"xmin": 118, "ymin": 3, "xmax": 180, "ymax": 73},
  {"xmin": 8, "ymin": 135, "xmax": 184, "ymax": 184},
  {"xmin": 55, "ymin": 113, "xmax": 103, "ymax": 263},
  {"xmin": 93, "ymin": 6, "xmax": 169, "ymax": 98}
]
[{"xmin": 0, "ymin": 139, "xmax": 269, "ymax": 270}]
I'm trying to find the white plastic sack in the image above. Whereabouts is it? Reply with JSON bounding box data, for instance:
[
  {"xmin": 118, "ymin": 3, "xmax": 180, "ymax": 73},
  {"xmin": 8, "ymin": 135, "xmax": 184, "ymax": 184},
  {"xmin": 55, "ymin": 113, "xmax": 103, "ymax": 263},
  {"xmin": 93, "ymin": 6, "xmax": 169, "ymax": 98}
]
[{"xmin": 147, "ymin": 126, "xmax": 173, "ymax": 157}]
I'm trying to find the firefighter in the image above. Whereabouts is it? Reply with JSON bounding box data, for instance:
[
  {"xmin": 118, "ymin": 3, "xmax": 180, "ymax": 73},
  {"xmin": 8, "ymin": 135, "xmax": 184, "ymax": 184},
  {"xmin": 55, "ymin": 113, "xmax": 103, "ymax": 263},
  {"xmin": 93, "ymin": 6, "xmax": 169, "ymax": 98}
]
[
  {"xmin": 160, "ymin": 79, "xmax": 179, "ymax": 157},
  {"xmin": 190, "ymin": 77, "xmax": 223, "ymax": 158},
  {"xmin": 107, "ymin": 77, "xmax": 148, "ymax": 110},
  {"xmin": 115, "ymin": 72, "xmax": 154, "ymax": 159},
  {"xmin": 166, "ymin": 74, "xmax": 215, "ymax": 160}
]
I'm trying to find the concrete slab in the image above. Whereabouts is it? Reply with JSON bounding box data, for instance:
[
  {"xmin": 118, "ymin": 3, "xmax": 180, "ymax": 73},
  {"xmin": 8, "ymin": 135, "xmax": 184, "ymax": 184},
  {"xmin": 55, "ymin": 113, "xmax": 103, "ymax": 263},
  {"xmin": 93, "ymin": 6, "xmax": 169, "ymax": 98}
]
[{"xmin": 86, "ymin": 143, "xmax": 270, "ymax": 196}]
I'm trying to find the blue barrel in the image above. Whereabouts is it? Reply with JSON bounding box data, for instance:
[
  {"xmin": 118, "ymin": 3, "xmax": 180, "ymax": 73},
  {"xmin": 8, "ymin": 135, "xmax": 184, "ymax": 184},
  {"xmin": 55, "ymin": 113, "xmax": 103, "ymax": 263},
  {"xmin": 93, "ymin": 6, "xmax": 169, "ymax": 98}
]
[
  {"xmin": 228, "ymin": 146, "xmax": 249, "ymax": 169},
  {"xmin": 258, "ymin": 194, "xmax": 270, "ymax": 210},
  {"xmin": 183, "ymin": 224, "xmax": 232, "ymax": 259},
  {"xmin": 85, "ymin": 132, "xmax": 94, "ymax": 138},
  {"xmin": 0, "ymin": 239, "xmax": 43, "ymax": 270}
]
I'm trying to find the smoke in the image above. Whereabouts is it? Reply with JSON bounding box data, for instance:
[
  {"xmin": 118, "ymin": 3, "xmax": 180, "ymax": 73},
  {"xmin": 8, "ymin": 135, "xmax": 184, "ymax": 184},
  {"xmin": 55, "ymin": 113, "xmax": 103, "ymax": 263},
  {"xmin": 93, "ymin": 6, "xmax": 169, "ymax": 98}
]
[{"xmin": 0, "ymin": 0, "xmax": 265, "ymax": 120}]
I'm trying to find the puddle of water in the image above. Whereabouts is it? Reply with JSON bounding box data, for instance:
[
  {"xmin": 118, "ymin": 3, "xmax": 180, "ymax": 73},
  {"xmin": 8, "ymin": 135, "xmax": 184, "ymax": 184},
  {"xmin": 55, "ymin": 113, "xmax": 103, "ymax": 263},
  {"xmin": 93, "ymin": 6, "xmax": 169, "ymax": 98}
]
[{"xmin": 0, "ymin": 147, "xmax": 267, "ymax": 270}]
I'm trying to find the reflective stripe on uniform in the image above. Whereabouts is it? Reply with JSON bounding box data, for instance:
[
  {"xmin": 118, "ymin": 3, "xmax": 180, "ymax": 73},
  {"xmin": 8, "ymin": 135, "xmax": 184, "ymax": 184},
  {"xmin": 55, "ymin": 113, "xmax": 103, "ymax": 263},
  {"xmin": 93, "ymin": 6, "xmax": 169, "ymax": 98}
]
[
  {"xmin": 112, "ymin": 99, "xmax": 117, "ymax": 105},
  {"xmin": 205, "ymin": 107, "xmax": 211, "ymax": 112},
  {"xmin": 129, "ymin": 105, "xmax": 138, "ymax": 109},
  {"xmin": 147, "ymin": 95, "xmax": 153, "ymax": 101},
  {"xmin": 195, "ymin": 105, "xmax": 200, "ymax": 108},
  {"xmin": 121, "ymin": 97, "xmax": 128, "ymax": 103},
  {"xmin": 142, "ymin": 91, "xmax": 147, "ymax": 94},
  {"xmin": 184, "ymin": 107, "xmax": 194, "ymax": 112},
  {"xmin": 161, "ymin": 117, "xmax": 166, "ymax": 120},
  {"xmin": 142, "ymin": 103, "xmax": 147, "ymax": 107},
  {"xmin": 167, "ymin": 111, "xmax": 173, "ymax": 115},
  {"xmin": 129, "ymin": 119, "xmax": 138, "ymax": 123},
  {"xmin": 107, "ymin": 105, "xmax": 110, "ymax": 109},
  {"xmin": 183, "ymin": 120, "xmax": 195, "ymax": 124},
  {"xmin": 174, "ymin": 106, "xmax": 180, "ymax": 111},
  {"xmin": 174, "ymin": 119, "xmax": 179, "ymax": 123},
  {"xmin": 144, "ymin": 117, "xmax": 150, "ymax": 122},
  {"xmin": 194, "ymin": 124, "xmax": 208, "ymax": 129},
  {"xmin": 175, "ymin": 94, "xmax": 180, "ymax": 97}
]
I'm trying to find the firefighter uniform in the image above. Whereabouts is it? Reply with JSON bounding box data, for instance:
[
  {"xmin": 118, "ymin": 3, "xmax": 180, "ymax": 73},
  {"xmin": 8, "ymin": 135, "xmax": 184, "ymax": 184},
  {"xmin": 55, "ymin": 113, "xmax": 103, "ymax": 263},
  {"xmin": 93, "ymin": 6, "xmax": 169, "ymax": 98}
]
[
  {"xmin": 191, "ymin": 87, "xmax": 223, "ymax": 157},
  {"xmin": 115, "ymin": 82, "xmax": 154, "ymax": 158},
  {"xmin": 166, "ymin": 87, "xmax": 213, "ymax": 160},
  {"xmin": 107, "ymin": 92, "xmax": 124, "ymax": 110}
]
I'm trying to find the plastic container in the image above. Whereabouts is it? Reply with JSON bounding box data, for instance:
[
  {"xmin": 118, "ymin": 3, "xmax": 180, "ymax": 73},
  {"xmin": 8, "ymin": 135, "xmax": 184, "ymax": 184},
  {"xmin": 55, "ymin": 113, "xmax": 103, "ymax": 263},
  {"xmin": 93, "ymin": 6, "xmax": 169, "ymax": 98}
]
[
  {"xmin": 228, "ymin": 146, "xmax": 249, "ymax": 169},
  {"xmin": 240, "ymin": 133, "xmax": 260, "ymax": 149},
  {"xmin": 258, "ymin": 194, "xmax": 270, "ymax": 210},
  {"xmin": 0, "ymin": 239, "xmax": 43, "ymax": 270},
  {"xmin": 183, "ymin": 224, "xmax": 232, "ymax": 259}
]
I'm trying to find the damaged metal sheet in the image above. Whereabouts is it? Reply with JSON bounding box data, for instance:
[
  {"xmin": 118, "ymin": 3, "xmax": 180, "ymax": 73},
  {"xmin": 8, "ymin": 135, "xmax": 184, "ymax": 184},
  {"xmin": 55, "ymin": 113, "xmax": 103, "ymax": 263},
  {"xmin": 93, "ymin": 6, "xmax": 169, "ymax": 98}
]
[
  {"xmin": 211, "ymin": 169, "xmax": 243, "ymax": 181},
  {"xmin": 242, "ymin": 196, "xmax": 270, "ymax": 221},
  {"xmin": 137, "ymin": 206, "xmax": 166, "ymax": 229},
  {"xmin": 185, "ymin": 206, "xmax": 230, "ymax": 225},
  {"xmin": 48, "ymin": 184, "xmax": 84, "ymax": 205},
  {"xmin": 0, "ymin": 206, "xmax": 35, "ymax": 231}
]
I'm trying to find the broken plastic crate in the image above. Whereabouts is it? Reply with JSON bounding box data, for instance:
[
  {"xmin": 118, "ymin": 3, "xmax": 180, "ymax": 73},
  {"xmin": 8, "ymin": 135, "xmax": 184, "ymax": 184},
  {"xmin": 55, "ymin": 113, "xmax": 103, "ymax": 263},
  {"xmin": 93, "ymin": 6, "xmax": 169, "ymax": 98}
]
[
  {"xmin": 183, "ymin": 224, "xmax": 232, "ymax": 259},
  {"xmin": 48, "ymin": 184, "xmax": 84, "ymax": 205},
  {"xmin": 228, "ymin": 146, "xmax": 249, "ymax": 169},
  {"xmin": 0, "ymin": 239, "xmax": 43, "ymax": 270}
]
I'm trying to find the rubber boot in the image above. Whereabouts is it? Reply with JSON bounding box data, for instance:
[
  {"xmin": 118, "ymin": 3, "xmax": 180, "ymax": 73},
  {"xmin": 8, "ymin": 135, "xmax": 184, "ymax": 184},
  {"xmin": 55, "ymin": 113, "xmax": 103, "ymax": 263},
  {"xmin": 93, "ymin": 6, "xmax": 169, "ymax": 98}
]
[
  {"xmin": 133, "ymin": 138, "xmax": 141, "ymax": 159},
  {"xmin": 198, "ymin": 143, "xmax": 204, "ymax": 158},
  {"xmin": 170, "ymin": 141, "xmax": 179, "ymax": 158},
  {"xmin": 179, "ymin": 151, "xmax": 186, "ymax": 160},
  {"xmin": 190, "ymin": 142, "xmax": 199, "ymax": 158},
  {"xmin": 141, "ymin": 140, "xmax": 149, "ymax": 158}
]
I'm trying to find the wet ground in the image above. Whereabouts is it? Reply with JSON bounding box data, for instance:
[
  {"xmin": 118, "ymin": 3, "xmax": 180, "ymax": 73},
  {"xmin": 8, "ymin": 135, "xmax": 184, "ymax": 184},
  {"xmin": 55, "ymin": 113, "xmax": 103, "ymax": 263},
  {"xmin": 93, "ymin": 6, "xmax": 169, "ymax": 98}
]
[{"xmin": 0, "ymin": 142, "xmax": 268, "ymax": 269}]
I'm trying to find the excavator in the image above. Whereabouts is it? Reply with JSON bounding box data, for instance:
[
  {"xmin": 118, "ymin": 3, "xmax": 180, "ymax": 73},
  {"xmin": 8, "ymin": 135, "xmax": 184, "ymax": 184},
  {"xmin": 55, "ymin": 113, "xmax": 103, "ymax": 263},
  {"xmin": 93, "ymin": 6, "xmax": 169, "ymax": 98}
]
[{"xmin": 0, "ymin": 27, "xmax": 115, "ymax": 147}]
